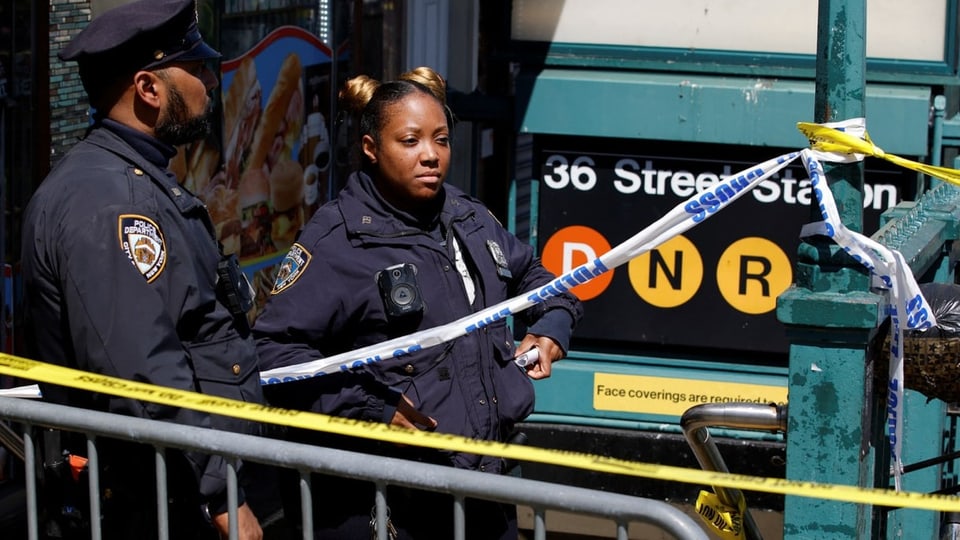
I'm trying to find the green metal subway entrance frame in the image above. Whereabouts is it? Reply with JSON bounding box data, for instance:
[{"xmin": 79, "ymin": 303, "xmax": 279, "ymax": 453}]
[
  {"xmin": 776, "ymin": 1, "xmax": 957, "ymax": 539},
  {"xmin": 776, "ymin": 1, "xmax": 880, "ymax": 538},
  {"xmin": 514, "ymin": 70, "xmax": 929, "ymax": 156}
]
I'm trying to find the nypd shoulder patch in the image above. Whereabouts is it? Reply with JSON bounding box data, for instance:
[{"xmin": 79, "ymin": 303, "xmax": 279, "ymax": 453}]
[
  {"xmin": 118, "ymin": 214, "xmax": 166, "ymax": 283},
  {"xmin": 272, "ymin": 242, "xmax": 312, "ymax": 294}
]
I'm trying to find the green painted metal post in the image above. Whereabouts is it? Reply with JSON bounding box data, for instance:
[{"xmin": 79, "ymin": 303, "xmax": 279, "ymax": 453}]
[{"xmin": 777, "ymin": 1, "xmax": 887, "ymax": 538}]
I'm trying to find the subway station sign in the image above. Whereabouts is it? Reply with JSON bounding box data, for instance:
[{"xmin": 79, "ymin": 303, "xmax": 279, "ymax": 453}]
[{"xmin": 534, "ymin": 135, "xmax": 914, "ymax": 355}]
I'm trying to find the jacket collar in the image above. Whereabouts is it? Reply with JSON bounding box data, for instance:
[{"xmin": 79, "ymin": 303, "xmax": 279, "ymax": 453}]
[
  {"xmin": 82, "ymin": 122, "xmax": 205, "ymax": 215},
  {"xmin": 339, "ymin": 172, "xmax": 475, "ymax": 240},
  {"xmin": 101, "ymin": 118, "xmax": 176, "ymax": 169}
]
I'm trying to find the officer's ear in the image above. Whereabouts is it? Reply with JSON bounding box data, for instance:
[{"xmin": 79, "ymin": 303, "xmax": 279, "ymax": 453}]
[
  {"xmin": 362, "ymin": 134, "xmax": 378, "ymax": 164},
  {"xmin": 133, "ymin": 70, "xmax": 162, "ymax": 109}
]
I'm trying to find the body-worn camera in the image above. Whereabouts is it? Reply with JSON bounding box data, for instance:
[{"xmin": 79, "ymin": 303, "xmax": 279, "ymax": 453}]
[
  {"xmin": 217, "ymin": 254, "xmax": 255, "ymax": 316},
  {"xmin": 377, "ymin": 263, "xmax": 424, "ymax": 318}
]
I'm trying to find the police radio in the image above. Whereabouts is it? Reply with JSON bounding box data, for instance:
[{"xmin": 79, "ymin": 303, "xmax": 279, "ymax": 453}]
[
  {"xmin": 217, "ymin": 254, "xmax": 255, "ymax": 316},
  {"xmin": 376, "ymin": 263, "xmax": 424, "ymax": 318}
]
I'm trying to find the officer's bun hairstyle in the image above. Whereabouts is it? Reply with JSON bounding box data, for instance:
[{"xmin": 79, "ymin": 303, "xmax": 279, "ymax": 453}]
[
  {"xmin": 338, "ymin": 74, "xmax": 381, "ymax": 116},
  {"xmin": 399, "ymin": 67, "xmax": 447, "ymax": 102},
  {"xmin": 339, "ymin": 66, "xmax": 453, "ymax": 149}
]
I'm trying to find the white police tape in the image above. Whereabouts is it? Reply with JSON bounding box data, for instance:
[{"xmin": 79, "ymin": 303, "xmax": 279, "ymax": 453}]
[
  {"xmin": 0, "ymin": 384, "xmax": 41, "ymax": 398},
  {"xmin": 796, "ymin": 118, "xmax": 936, "ymax": 490},
  {"xmin": 513, "ymin": 347, "xmax": 540, "ymax": 368},
  {"xmin": 258, "ymin": 152, "xmax": 801, "ymax": 384}
]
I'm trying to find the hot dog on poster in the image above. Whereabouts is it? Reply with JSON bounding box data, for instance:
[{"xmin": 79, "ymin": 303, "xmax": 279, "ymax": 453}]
[
  {"xmin": 222, "ymin": 56, "xmax": 261, "ymax": 186},
  {"xmin": 247, "ymin": 53, "xmax": 304, "ymax": 173}
]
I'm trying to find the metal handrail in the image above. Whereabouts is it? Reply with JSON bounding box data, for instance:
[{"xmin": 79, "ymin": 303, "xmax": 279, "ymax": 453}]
[{"xmin": 681, "ymin": 402, "xmax": 788, "ymax": 540}]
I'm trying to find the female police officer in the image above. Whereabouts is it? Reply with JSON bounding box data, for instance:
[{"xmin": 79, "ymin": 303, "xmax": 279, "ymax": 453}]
[
  {"xmin": 22, "ymin": 1, "xmax": 264, "ymax": 538},
  {"xmin": 252, "ymin": 67, "xmax": 583, "ymax": 538}
]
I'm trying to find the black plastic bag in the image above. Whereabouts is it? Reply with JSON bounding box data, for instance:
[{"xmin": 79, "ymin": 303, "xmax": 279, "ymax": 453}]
[
  {"xmin": 893, "ymin": 282, "xmax": 960, "ymax": 403},
  {"xmin": 912, "ymin": 282, "xmax": 960, "ymax": 336}
]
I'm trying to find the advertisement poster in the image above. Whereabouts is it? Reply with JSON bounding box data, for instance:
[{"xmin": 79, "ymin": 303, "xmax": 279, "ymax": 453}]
[{"xmin": 173, "ymin": 26, "xmax": 334, "ymax": 317}]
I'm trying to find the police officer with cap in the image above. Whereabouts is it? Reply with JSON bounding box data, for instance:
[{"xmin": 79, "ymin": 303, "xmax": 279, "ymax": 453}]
[{"xmin": 22, "ymin": 1, "xmax": 264, "ymax": 538}]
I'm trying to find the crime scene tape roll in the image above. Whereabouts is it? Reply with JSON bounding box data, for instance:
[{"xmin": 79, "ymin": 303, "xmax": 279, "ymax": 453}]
[{"xmin": 1, "ymin": 352, "xmax": 958, "ymax": 513}]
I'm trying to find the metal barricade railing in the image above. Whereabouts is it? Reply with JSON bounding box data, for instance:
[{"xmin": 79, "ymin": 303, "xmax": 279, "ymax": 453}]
[{"xmin": 0, "ymin": 396, "xmax": 709, "ymax": 540}]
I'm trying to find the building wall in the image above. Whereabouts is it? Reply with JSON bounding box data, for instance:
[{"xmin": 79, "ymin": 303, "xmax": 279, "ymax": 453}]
[{"xmin": 48, "ymin": 0, "xmax": 90, "ymax": 166}]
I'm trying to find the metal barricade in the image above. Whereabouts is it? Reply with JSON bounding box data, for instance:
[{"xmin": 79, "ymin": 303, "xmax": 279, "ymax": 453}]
[{"xmin": 0, "ymin": 397, "xmax": 709, "ymax": 540}]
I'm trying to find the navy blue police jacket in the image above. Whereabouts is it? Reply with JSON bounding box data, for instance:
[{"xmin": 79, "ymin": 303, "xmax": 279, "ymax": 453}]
[
  {"xmin": 21, "ymin": 120, "xmax": 264, "ymax": 507},
  {"xmin": 254, "ymin": 171, "xmax": 583, "ymax": 473}
]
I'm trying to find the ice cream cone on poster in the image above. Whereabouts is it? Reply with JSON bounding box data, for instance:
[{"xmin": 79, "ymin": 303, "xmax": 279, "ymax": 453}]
[{"xmin": 300, "ymin": 94, "xmax": 330, "ymax": 217}]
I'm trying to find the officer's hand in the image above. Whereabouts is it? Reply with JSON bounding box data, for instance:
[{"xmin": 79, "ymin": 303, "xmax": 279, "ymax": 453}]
[
  {"xmin": 518, "ymin": 334, "xmax": 564, "ymax": 380},
  {"xmin": 391, "ymin": 394, "xmax": 437, "ymax": 431},
  {"xmin": 213, "ymin": 502, "xmax": 262, "ymax": 540}
]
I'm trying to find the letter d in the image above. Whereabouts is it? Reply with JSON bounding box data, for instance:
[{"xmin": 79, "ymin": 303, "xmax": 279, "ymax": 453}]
[{"xmin": 564, "ymin": 242, "xmax": 597, "ymax": 274}]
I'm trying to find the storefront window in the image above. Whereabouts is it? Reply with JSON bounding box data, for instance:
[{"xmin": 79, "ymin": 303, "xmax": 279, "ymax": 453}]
[
  {"xmin": 0, "ymin": 0, "xmax": 36, "ymax": 264},
  {"xmin": 0, "ymin": 0, "xmax": 39, "ymax": 356}
]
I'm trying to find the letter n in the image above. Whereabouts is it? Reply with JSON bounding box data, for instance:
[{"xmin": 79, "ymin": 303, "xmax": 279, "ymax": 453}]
[{"xmin": 650, "ymin": 250, "xmax": 683, "ymax": 290}]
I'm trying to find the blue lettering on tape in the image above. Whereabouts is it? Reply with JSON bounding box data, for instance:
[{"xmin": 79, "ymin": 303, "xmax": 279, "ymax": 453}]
[
  {"xmin": 684, "ymin": 168, "xmax": 763, "ymax": 223},
  {"xmin": 528, "ymin": 258, "xmax": 609, "ymax": 305},
  {"xmin": 806, "ymin": 160, "xmax": 835, "ymax": 228},
  {"xmin": 338, "ymin": 355, "xmax": 383, "ymax": 372},
  {"xmin": 466, "ymin": 308, "xmax": 514, "ymax": 333},
  {"xmin": 887, "ymin": 378, "xmax": 901, "ymax": 462},
  {"xmin": 263, "ymin": 373, "xmax": 316, "ymax": 385},
  {"xmin": 391, "ymin": 345, "xmax": 423, "ymax": 358}
]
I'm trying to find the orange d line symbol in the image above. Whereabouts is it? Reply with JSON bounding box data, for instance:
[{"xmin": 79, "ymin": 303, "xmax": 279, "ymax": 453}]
[{"xmin": 541, "ymin": 225, "xmax": 613, "ymax": 301}]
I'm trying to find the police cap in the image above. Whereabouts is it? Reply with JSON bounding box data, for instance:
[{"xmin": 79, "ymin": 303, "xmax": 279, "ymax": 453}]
[{"xmin": 59, "ymin": 0, "xmax": 220, "ymax": 72}]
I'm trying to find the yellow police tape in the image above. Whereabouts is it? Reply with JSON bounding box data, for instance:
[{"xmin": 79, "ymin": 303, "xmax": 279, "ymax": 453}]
[
  {"xmin": 696, "ymin": 490, "xmax": 745, "ymax": 540},
  {"xmin": 797, "ymin": 122, "xmax": 960, "ymax": 186},
  {"xmin": 0, "ymin": 353, "xmax": 958, "ymax": 513}
]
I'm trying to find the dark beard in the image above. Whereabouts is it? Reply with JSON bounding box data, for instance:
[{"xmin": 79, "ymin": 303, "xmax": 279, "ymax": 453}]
[{"xmin": 155, "ymin": 84, "xmax": 213, "ymax": 146}]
